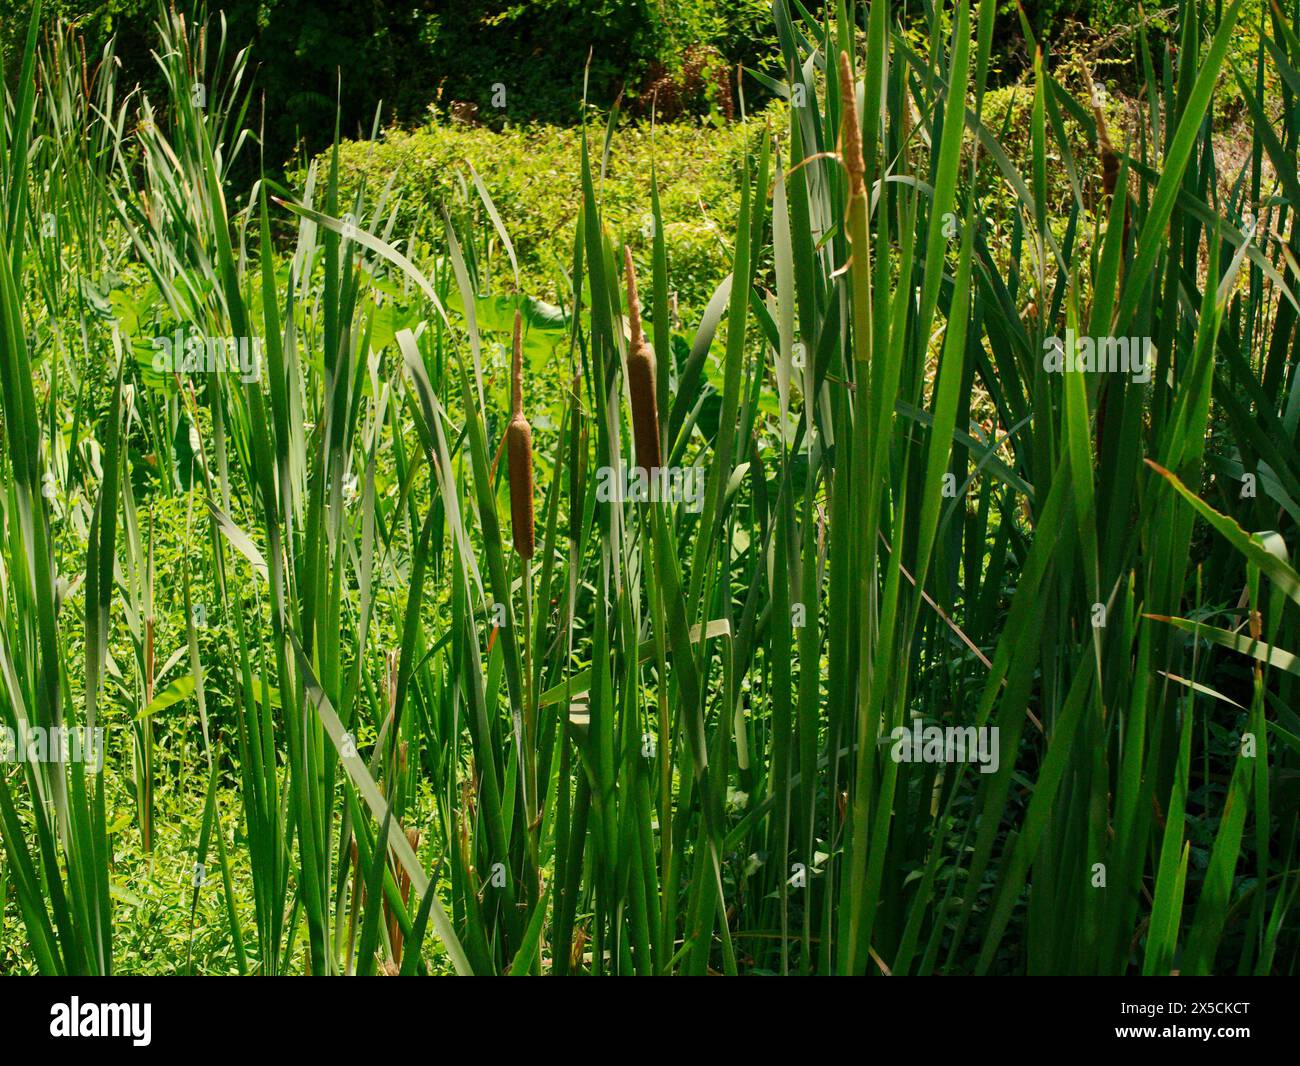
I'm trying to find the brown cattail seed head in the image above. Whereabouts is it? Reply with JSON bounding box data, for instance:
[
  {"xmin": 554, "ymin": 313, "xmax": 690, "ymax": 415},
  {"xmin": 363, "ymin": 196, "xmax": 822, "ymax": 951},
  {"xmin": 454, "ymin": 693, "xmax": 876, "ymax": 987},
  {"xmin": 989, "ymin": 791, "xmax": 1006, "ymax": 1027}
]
[
  {"xmin": 624, "ymin": 247, "xmax": 662, "ymax": 474},
  {"xmin": 1100, "ymin": 144, "xmax": 1119, "ymax": 199},
  {"xmin": 837, "ymin": 52, "xmax": 866, "ymax": 196},
  {"xmin": 506, "ymin": 310, "xmax": 536, "ymax": 560}
]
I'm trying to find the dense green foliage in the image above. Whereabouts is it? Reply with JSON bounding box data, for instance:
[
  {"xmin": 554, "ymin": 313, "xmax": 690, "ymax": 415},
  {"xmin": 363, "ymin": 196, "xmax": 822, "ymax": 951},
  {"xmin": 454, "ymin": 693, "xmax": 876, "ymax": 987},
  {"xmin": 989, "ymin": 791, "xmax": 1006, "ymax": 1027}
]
[
  {"xmin": 319, "ymin": 114, "xmax": 756, "ymax": 317},
  {"xmin": 2, "ymin": 0, "xmax": 1299, "ymax": 977},
  {"xmin": 2, "ymin": 0, "xmax": 777, "ymax": 164}
]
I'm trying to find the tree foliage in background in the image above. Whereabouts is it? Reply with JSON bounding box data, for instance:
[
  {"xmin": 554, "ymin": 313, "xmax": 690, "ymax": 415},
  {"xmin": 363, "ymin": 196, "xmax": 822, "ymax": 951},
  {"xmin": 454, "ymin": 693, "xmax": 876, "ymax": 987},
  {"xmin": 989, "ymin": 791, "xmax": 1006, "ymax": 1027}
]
[{"xmin": 2, "ymin": 0, "xmax": 778, "ymax": 166}]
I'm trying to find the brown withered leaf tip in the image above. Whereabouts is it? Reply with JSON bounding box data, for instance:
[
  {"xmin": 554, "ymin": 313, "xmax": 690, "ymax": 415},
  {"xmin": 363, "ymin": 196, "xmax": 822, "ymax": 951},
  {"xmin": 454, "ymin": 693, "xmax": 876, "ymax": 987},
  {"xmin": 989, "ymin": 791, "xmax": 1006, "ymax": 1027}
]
[
  {"xmin": 506, "ymin": 309, "xmax": 535, "ymax": 560},
  {"xmin": 624, "ymin": 247, "xmax": 662, "ymax": 474}
]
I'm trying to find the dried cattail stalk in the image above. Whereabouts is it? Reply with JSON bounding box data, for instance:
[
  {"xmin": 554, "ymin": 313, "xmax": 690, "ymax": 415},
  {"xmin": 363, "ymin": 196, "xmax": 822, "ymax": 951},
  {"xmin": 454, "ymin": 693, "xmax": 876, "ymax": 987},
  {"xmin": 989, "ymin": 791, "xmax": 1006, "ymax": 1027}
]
[
  {"xmin": 349, "ymin": 838, "xmax": 361, "ymax": 904},
  {"xmin": 837, "ymin": 52, "xmax": 866, "ymax": 198},
  {"xmin": 390, "ymin": 827, "xmax": 420, "ymax": 969},
  {"xmin": 506, "ymin": 310, "xmax": 535, "ymax": 559},
  {"xmin": 623, "ymin": 247, "xmax": 662, "ymax": 474},
  {"xmin": 386, "ymin": 649, "xmax": 398, "ymax": 714},
  {"xmin": 1082, "ymin": 66, "xmax": 1120, "ymax": 199},
  {"xmin": 345, "ymin": 838, "xmax": 362, "ymax": 970},
  {"xmin": 899, "ymin": 94, "xmax": 915, "ymax": 177}
]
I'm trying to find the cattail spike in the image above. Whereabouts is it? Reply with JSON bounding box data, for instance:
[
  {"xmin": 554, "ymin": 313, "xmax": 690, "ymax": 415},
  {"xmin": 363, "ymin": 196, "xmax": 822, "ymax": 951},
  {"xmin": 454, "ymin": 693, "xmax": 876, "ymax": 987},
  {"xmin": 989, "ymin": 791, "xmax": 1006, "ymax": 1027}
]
[
  {"xmin": 511, "ymin": 309, "xmax": 524, "ymax": 417},
  {"xmin": 1081, "ymin": 65, "xmax": 1119, "ymax": 198},
  {"xmin": 838, "ymin": 52, "xmax": 866, "ymax": 195},
  {"xmin": 624, "ymin": 246, "xmax": 644, "ymax": 349}
]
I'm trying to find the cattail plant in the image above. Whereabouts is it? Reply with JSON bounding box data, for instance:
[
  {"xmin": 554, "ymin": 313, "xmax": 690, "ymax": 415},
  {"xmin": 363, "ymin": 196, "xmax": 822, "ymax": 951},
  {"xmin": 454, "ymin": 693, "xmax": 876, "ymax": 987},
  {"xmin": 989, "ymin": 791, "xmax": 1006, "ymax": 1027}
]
[
  {"xmin": 623, "ymin": 247, "xmax": 662, "ymax": 473},
  {"xmin": 506, "ymin": 310, "xmax": 535, "ymax": 560},
  {"xmin": 506, "ymin": 310, "xmax": 540, "ymax": 869}
]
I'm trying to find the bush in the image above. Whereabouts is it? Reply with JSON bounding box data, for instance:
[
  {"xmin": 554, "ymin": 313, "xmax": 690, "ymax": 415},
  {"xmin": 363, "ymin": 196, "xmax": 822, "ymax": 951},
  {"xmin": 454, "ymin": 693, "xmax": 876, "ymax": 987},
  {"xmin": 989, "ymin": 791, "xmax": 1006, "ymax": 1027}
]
[{"xmin": 313, "ymin": 107, "xmax": 774, "ymax": 319}]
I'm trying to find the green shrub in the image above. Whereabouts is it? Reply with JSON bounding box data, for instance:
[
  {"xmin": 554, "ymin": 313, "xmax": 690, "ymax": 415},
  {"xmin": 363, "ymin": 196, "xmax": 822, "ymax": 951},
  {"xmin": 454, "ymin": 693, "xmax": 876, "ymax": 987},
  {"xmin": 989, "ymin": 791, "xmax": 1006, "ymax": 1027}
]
[{"xmin": 313, "ymin": 108, "xmax": 775, "ymax": 319}]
